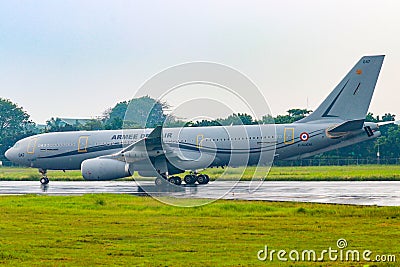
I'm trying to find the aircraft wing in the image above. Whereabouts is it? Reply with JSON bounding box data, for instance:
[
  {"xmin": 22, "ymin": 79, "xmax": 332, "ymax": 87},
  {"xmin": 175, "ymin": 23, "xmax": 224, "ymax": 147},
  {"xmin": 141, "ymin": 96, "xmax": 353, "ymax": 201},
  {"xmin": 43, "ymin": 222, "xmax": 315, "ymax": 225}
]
[
  {"xmin": 100, "ymin": 126, "xmax": 185, "ymax": 163},
  {"xmin": 121, "ymin": 125, "xmax": 163, "ymax": 153},
  {"xmin": 81, "ymin": 126, "xmax": 193, "ymax": 180},
  {"xmin": 101, "ymin": 126, "xmax": 165, "ymax": 161},
  {"xmin": 84, "ymin": 126, "xmax": 216, "ymax": 179}
]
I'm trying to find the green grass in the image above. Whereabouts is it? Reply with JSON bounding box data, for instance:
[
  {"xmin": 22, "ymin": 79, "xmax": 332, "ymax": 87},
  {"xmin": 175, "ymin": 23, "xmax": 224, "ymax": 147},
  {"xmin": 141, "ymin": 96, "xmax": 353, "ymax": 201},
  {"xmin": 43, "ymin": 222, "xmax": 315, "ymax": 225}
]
[
  {"xmin": 0, "ymin": 167, "xmax": 83, "ymax": 181},
  {"xmin": 254, "ymin": 165, "xmax": 400, "ymax": 181},
  {"xmin": 0, "ymin": 195, "xmax": 398, "ymax": 266},
  {"xmin": 2, "ymin": 165, "xmax": 400, "ymax": 181},
  {"xmin": 202, "ymin": 165, "xmax": 400, "ymax": 181}
]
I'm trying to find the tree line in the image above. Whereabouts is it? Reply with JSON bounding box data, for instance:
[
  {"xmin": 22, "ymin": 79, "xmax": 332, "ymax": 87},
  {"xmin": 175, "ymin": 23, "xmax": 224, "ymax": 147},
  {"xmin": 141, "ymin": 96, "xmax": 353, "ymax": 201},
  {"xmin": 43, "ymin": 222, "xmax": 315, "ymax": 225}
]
[{"xmin": 1, "ymin": 96, "xmax": 399, "ymax": 163}]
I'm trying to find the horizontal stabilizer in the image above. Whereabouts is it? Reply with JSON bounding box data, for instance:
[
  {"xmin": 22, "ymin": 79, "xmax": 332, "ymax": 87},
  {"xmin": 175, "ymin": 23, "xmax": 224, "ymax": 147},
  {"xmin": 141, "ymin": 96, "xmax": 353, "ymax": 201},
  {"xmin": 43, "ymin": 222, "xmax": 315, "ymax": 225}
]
[
  {"xmin": 377, "ymin": 120, "xmax": 400, "ymax": 126},
  {"xmin": 327, "ymin": 119, "xmax": 365, "ymax": 134}
]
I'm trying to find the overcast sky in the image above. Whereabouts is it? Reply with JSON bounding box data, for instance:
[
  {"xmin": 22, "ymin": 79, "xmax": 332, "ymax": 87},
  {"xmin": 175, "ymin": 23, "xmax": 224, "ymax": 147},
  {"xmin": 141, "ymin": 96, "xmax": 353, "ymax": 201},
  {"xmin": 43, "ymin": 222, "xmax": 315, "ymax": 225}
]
[{"xmin": 1, "ymin": 1, "xmax": 399, "ymax": 124}]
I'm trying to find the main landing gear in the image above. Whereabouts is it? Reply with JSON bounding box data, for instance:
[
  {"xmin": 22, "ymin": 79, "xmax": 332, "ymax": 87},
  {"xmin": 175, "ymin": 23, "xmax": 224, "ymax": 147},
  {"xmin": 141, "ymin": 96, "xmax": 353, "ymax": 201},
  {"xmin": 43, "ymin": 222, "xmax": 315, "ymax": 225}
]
[
  {"xmin": 39, "ymin": 169, "xmax": 49, "ymax": 185},
  {"xmin": 155, "ymin": 174, "xmax": 182, "ymax": 186},
  {"xmin": 183, "ymin": 174, "xmax": 210, "ymax": 185},
  {"xmin": 154, "ymin": 173, "xmax": 209, "ymax": 186},
  {"xmin": 155, "ymin": 176, "xmax": 183, "ymax": 186}
]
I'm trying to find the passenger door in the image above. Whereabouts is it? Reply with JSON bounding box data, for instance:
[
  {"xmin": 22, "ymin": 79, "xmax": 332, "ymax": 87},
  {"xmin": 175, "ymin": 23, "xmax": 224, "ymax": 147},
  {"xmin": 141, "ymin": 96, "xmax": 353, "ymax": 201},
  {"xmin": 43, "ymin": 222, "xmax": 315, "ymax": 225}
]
[
  {"xmin": 78, "ymin": 136, "xmax": 89, "ymax": 153},
  {"xmin": 284, "ymin": 128, "xmax": 294, "ymax": 144},
  {"xmin": 27, "ymin": 137, "xmax": 38, "ymax": 154}
]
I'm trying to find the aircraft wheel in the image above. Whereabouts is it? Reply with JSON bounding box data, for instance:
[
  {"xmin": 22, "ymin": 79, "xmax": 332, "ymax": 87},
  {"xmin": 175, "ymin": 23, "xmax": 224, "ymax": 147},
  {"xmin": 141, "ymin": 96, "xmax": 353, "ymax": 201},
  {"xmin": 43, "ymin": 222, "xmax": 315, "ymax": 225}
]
[
  {"xmin": 204, "ymin": 174, "xmax": 210, "ymax": 184},
  {"xmin": 174, "ymin": 177, "xmax": 182, "ymax": 185},
  {"xmin": 168, "ymin": 177, "xmax": 177, "ymax": 184},
  {"xmin": 184, "ymin": 174, "xmax": 196, "ymax": 185},
  {"xmin": 155, "ymin": 177, "xmax": 165, "ymax": 186},
  {"xmin": 197, "ymin": 174, "xmax": 207, "ymax": 184},
  {"xmin": 40, "ymin": 177, "xmax": 49, "ymax": 185}
]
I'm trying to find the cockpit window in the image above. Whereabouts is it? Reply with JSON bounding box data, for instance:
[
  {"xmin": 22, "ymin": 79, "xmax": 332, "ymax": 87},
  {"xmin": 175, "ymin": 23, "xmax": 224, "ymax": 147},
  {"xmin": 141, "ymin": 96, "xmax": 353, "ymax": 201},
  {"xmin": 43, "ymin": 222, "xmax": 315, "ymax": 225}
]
[{"xmin": 14, "ymin": 142, "xmax": 20, "ymax": 148}]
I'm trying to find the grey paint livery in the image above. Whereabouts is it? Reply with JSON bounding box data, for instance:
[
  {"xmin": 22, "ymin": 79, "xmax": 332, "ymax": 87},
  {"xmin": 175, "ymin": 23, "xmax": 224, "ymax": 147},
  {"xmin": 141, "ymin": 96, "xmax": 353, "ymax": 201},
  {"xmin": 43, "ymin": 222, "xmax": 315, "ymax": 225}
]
[{"xmin": 5, "ymin": 55, "xmax": 385, "ymax": 182}]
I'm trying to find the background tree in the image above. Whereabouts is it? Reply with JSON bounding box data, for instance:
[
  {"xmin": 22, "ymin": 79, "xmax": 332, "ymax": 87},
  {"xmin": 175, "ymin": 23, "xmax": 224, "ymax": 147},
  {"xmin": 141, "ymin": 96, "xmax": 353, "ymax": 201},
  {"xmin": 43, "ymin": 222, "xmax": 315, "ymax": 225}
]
[
  {"xmin": 365, "ymin": 112, "xmax": 379, "ymax": 122},
  {"xmin": 274, "ymin": 108, "xmax": 312, "ymax": 124},
  {"xmin": 104, "ymin": 117, "xmax": 123, "ymax": 130},
  {"xmin": 381, "ymin": 113, "xmax": 395, "ymax": 122},
  {"xmin": 218, "ymin": 113, "xmax": 255, "ymax": 125},
  {"xmin": 45, "ymin": 117, "xmax": 80, "ymax": 132},
  {"xmin": 104, "ymin": 96, "xmax": 168, "ymax": 129},
  {"xmin": 185, "ymin": 119, "xmax": 222, "ymax": 127},
  {"xmin": 103, "ymin": 101, "xmax": 128, "ymax": 129},
  {"xmin": 78, "ymin": 119, "xmax": 104, "ymax": 131},
  {"xmin": 184, "ymin": 113, "xmax": 256, "ymax": 127},
  {"xmin": 163, "ymin": 115, "xmax": 187, "ymax": 128},
  {"xmin": 260, "ymin": 114, "xmax": 274, "ymax": 124},
  {"xmin": 46, "ymin": 117, "xmax": 64, "ymax": 132},
  {"xmin": 0, "ymin": 98, "xmax": 35, "ymax": 161}
]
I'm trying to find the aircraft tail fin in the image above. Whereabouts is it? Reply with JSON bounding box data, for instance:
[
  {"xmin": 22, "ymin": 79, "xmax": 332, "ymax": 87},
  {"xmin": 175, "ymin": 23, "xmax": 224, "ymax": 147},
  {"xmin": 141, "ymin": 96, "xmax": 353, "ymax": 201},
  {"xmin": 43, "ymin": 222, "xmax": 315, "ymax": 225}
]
[{"xmin": 299, "ymin": 55, "xmax": 385, "ymax": 123}]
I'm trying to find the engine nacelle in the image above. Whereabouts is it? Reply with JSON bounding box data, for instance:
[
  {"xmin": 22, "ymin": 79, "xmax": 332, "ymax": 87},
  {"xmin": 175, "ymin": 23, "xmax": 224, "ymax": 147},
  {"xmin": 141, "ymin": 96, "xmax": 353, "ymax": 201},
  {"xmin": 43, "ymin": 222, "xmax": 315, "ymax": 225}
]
[{"xmin": 81, "ymin": 158, "xmax": 132, "ymax": 181}]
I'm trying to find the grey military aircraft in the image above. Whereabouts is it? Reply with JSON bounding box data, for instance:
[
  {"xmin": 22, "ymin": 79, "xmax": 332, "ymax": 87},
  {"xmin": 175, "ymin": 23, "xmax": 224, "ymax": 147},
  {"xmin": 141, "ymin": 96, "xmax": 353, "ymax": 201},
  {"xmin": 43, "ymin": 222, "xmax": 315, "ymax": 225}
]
[{"xmin": 5, "ymin": 55, "xmax": 385, "ymax": 185}]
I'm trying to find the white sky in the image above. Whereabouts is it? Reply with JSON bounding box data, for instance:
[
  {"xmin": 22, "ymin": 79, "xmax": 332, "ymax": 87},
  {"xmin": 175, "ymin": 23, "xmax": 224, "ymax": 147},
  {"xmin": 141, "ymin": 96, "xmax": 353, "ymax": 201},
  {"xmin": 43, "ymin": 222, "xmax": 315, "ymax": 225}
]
[{"xmin": 1, "ymin": 0, "xmax": 399, "ymax": 124}]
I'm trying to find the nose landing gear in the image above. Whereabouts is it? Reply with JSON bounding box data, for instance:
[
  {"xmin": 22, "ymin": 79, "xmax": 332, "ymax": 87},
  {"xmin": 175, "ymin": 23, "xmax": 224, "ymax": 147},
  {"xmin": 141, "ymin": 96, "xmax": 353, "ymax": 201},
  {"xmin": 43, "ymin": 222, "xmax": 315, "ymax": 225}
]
[{"xmin": 39, "ymin": 169, "xmax": 49, "ymax": 185}]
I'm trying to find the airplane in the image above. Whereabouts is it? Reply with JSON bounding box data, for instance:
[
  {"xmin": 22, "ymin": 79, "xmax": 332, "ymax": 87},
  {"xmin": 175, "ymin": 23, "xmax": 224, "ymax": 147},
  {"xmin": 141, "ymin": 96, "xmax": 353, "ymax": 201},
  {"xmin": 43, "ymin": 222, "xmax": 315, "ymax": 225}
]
[{"xmin": 5, "ymin": 55, "xmax": 385, "ymax": 186}]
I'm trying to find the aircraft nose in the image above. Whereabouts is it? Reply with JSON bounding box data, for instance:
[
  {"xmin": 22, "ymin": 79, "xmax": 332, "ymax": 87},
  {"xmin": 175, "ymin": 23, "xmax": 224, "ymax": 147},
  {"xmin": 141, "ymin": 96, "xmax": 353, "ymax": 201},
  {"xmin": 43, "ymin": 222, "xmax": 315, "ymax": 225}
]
[{"xmin": 5, "ymin": 148, "xmax": 14, "ymax": 161}]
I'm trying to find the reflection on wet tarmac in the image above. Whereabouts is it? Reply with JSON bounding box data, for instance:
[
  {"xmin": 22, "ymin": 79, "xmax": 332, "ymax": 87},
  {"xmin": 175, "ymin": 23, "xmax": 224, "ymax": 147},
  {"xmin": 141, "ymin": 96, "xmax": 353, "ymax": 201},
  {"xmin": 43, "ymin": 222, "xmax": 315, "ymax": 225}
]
[{"xmin": 0, "ymin": 181, "xmax": 399, "ymax": 206}]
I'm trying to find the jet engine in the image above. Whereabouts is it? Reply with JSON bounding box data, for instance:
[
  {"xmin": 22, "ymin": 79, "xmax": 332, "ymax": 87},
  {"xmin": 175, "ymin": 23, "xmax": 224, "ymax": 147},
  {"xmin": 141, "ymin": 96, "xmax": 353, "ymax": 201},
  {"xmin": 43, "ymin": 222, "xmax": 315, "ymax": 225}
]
[{"xmin": 81, "ymin": 158, "xmax": 132, "ymax": 181}]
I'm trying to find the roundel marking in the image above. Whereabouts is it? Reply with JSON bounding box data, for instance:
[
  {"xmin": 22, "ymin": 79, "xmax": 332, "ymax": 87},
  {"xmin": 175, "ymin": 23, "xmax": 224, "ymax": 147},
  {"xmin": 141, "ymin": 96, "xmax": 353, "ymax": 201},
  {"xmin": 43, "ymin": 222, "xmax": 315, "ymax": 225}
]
[{"xmin": 300, "ymin": 132, "xmax": 309, "ymax": 141}]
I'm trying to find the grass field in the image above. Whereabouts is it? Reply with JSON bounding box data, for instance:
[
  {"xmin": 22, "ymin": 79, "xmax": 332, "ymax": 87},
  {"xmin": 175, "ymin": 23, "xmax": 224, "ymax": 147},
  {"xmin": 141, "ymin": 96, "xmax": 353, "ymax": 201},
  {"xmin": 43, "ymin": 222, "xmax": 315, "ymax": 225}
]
[
  {"xmin": 1, "ymin": 165, "xmax": 400, "ymax": 181},
  {"xmin": 1, "ymin": 165, "xmax": 398, "ymax": 266},
  {"xmin": 206, "ymin": 165, "xmax": 400, "ymax": 181},
  {"xmin": 0, "ymin": 194, "xmax": 398, "ymax": 266}
]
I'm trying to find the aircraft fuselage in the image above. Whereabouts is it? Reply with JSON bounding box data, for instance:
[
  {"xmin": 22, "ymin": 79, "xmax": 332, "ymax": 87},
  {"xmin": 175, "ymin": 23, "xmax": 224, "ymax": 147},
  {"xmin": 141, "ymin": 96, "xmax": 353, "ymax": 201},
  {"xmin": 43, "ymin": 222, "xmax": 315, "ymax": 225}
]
[{"xmin": 5, "ymin": 122, "xmax": 380, "ymax": 176}]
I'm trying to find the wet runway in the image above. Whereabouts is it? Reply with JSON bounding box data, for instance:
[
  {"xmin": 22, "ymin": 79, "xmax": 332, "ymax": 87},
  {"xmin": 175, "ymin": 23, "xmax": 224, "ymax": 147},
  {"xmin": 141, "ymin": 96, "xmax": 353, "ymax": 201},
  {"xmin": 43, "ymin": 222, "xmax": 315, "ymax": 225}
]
[{"xmin": 0, "ymin": 180, "xmax": 399, "ymax": 206}]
